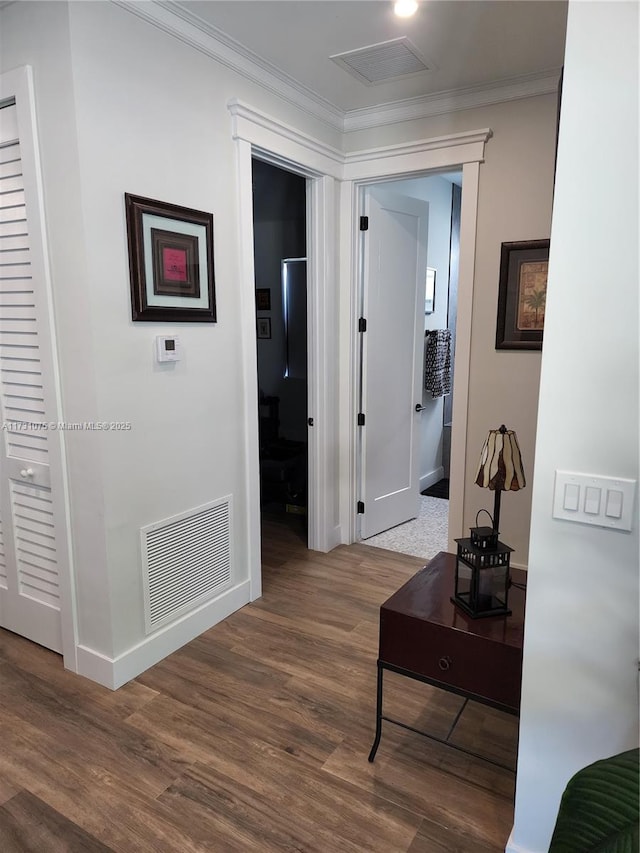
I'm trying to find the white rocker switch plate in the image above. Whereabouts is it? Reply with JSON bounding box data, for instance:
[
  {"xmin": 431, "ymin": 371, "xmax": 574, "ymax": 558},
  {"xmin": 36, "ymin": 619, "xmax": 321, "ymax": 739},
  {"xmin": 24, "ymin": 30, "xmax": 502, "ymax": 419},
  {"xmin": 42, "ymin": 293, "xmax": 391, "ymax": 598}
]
[{"xmin": 553, "ymin": 471, "xmax": 636, "ymax": 531}]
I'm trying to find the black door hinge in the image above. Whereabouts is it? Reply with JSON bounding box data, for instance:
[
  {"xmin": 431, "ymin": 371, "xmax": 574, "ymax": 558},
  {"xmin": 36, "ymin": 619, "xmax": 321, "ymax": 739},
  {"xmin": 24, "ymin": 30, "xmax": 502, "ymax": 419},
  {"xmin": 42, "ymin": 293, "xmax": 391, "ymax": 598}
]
[
  {"xmin": 360, "ymin": 215, "xmax": 369, "ymax": 231},
  {"xmin": 357, "ymin": 413, "xmax": 365, "ymax": 426},
  {"xmin": 357, "ymin": 501, "xmax": 365, "ymax": 514},
  {"xmin": 358, "ymin": 317, "xmax": 367, "ymax": 333}
]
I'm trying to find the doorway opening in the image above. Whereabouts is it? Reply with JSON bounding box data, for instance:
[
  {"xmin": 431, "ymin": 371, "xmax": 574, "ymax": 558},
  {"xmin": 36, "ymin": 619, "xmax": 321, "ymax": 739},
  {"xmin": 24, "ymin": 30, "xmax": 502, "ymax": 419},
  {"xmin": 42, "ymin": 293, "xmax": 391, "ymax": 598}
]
[
  {"xmin": 252, "ymin": 158, "xmax": 308, "ymax": 544},
  {"xmin": 357, "ymin": 170, "xmax": 462, "ymax": 561}
]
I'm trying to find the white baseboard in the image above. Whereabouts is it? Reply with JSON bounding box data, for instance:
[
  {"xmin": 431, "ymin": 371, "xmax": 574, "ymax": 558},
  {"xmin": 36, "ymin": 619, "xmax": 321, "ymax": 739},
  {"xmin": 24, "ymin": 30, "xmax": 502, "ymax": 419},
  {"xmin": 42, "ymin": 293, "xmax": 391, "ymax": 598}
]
[
  {"xmin": 511, "ymin": 560, "xmax": 528, "ymax": 572},
  {"xmin": 75, "ymin": 645, "xmax": 117, "ymax": 689},
  {"xmin": 75, "ymin": 580, "xmax": 251, "ymax": 690},
  {"xmin": 420, "ymin": 466, "xmax": 445, "ymax": 493},
  {"xmin": 326, "ymin": 523, "xmax": 342, "ymax": 552},
  {"xmin": 505, "ymin": 829, "xmax": 537, "ymax": 853}
]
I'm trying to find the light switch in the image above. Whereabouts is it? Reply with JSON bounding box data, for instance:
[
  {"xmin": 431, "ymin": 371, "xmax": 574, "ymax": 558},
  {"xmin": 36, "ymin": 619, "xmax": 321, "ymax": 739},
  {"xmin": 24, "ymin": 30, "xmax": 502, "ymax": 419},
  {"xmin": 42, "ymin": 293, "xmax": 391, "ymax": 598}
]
[
  {"xmin": 584, "ymin": 486, "xmax": 601, "ymax": 515},
  {"xmin": 553, "ymin": 471, "xmax": 636, "ymax": 531},
  {"xmin": 563, "ymin": 483, "xmax": 580, "ymax": 511},
  {"xmin": 605, "ymin": 489, "xmax": 623, "ymax": 519}
]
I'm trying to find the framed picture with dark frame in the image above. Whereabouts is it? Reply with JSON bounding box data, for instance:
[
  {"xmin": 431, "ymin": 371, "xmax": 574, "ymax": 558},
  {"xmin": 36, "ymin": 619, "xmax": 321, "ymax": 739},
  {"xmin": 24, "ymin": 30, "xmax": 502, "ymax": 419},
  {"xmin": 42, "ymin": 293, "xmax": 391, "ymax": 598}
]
[
  {"xmin": 496, "ymin": 239, "xmax": 550, "ymax": 351},
  {"xmin": 125, "ymin": 193, "xmax": 216, "ymax": 322},
  {"xmin": 255, "ymin": 288, "xmax": 271, "ymax": 311},
  {"xmin": 257, "ymin": 317, "xmax": 271, "ymax": 339}
]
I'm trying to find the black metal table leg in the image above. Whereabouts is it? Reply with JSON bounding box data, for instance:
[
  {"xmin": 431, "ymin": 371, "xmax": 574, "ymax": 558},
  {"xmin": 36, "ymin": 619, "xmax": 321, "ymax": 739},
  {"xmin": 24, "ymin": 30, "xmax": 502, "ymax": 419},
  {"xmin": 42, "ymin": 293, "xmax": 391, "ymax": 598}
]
[{"xmin": 368, "ymin": 661, "xmax": 384, "ymax": 762}]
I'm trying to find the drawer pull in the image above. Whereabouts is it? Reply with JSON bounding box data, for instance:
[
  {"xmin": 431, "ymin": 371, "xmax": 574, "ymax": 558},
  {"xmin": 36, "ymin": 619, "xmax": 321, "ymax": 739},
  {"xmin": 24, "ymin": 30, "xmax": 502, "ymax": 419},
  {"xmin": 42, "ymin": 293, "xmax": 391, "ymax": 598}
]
[{"xmin": 438, "ymin": 655, "xmax": 452, "ymax": 671}]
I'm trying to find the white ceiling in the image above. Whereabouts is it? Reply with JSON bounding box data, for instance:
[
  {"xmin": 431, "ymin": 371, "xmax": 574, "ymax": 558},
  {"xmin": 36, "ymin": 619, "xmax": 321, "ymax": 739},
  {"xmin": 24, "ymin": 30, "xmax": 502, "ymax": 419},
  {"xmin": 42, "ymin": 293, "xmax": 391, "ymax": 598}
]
[{"xmin": 173, "ymin": 0, "xmax": 568, "ymax": 112}]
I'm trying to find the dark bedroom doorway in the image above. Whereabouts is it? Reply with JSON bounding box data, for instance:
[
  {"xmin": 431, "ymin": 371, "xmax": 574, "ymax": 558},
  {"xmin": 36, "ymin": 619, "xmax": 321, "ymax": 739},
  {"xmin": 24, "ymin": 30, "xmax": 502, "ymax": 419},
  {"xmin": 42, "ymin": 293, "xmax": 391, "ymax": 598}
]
[{"xmin": 251, "ymin": 157, "xmax": 308, "ymax": 541}]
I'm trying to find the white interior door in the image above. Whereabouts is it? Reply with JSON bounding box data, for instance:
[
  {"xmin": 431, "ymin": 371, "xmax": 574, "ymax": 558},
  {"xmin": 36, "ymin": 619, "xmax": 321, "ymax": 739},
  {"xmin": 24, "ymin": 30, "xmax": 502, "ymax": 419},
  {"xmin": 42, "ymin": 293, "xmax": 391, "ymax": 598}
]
[
  {"xmin": 359, "ymin": 186, "xmax": 428, "ymax": 539},
  {"xmin": 0, "ymin": 99, "xmax": 64, "ymax": 653}
]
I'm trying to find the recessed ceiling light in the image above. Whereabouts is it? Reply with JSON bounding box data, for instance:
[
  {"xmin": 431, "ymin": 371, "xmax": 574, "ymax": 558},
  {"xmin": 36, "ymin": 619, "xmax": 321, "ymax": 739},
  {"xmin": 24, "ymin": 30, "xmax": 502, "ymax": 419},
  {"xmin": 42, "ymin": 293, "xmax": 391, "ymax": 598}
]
[{"xmin": 394, "ymin": 0, "xmax": 418, "ymax": 18}]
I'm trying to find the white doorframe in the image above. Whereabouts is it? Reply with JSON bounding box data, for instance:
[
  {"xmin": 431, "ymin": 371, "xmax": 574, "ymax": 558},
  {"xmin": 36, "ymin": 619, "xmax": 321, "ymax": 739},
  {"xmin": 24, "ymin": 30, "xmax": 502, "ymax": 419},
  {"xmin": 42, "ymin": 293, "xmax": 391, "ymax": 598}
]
[
  {"xmin": 230, "ymin": 99, "xmax": 490, "ymax": 582},
  {"xmin": 228, "ymin": 101, "xmax": 342, "ymax": 601},
  {"xmin": 339, "ymin": 132, "xmax": 490, "ymax": 549},
  {"xmin": 0, "ymin": 66, "xmax": 78, "ymax": 669}
]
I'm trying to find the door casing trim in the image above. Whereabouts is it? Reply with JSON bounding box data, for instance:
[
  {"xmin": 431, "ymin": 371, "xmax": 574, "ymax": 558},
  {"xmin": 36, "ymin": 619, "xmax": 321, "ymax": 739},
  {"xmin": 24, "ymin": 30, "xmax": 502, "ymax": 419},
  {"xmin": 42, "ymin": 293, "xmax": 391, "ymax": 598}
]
[
  {"xmin": 341, "ymin": 157, "xmax": 487, "ymax": 548},
  {"xmin": 229, "ymin": 98, "xmax": 490, "ymax": 597}
]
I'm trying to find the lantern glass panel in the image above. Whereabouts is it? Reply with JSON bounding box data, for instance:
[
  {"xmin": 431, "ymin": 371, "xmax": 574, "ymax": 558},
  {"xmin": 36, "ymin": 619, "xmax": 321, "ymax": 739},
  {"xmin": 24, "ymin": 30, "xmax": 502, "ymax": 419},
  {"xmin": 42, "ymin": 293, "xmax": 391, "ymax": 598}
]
[
  {"xmin": 455, "ymin": 560, "xmax": 472, "ymax": 601},
  {"xmin": 474, "ymin": 563, "xmax": 509, "ymax": 612},
  {"xmin": 453, "ymin": 537, "xmax": 512, "ymax": 618}
]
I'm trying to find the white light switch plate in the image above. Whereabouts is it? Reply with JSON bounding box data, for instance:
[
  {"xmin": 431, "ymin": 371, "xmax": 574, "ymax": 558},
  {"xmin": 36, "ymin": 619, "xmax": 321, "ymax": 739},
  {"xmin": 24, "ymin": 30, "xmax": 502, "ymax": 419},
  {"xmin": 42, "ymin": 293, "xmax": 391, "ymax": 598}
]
[{"xmin": 553, "ymin": 471, "xmax": 636, "ymax": 531}]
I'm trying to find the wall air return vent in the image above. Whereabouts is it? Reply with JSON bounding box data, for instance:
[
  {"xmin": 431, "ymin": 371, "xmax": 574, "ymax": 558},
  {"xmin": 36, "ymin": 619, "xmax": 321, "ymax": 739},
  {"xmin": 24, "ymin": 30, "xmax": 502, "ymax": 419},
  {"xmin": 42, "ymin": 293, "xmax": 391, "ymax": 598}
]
[
  {"xmin": 141, "ymin": 496, "xmax": 232, "ymax": 634},
  {"xmin": 330, "ymin": 38, "xmax": 432, "ymax": 86}
]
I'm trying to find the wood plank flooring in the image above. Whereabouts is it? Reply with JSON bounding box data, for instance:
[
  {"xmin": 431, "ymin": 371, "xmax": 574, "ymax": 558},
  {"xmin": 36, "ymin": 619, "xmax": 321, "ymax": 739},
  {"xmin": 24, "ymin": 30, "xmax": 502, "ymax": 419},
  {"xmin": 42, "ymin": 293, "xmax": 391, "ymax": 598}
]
[{"xmin": 0, "ymin": 517, "xmax": 518, "ymax": 851}]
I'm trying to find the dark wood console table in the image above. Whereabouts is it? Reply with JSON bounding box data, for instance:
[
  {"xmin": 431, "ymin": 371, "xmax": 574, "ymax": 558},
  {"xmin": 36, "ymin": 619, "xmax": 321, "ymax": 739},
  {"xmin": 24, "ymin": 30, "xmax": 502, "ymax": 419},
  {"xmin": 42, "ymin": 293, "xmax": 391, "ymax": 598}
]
[{"xmin": 368, "ymin": 551, "xmax": 525, "ymax": 769}]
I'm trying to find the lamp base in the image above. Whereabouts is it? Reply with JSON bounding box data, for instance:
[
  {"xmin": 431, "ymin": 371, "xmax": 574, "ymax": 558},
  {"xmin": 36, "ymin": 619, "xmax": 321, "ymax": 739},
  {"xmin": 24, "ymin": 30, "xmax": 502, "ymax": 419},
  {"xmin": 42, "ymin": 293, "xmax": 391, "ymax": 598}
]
[{"xmin": 450, "ymin": 594, "xmax": 512, "ymax": 619}]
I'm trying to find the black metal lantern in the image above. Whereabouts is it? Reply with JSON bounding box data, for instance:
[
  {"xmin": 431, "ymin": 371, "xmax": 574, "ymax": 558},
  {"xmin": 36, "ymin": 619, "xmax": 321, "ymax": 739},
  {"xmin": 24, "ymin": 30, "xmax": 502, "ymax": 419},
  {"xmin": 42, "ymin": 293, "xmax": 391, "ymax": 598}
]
[
  {"xmin": 469, "ymin": 509, "xmax": 499, "ymax": 550},
  {"xmin": 452, "ymin": 533, "xmax": 513, "ymax": 619},
  {"xmin": 451, "ymin": 424, "xmax": 526, "ymax": 619}
]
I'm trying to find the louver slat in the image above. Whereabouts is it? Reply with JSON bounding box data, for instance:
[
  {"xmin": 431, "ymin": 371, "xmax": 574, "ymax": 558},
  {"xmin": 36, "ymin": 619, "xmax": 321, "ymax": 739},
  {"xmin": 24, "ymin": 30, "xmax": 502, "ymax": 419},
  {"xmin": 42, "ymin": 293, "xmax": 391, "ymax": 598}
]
[
  {"xmin": 0, "ymin": 512, "xmax": 6, "ymax": 588},
  {"xmin": 0, "ymin": 151, "xmax": 49, "ymax": 466},
  {"xmin": 10, "ymin": 482, "xmax": 59, "ymax": 608},
  {"xmin": 141, "ymin": 497, "xmax": 233, "ymax": 633}
]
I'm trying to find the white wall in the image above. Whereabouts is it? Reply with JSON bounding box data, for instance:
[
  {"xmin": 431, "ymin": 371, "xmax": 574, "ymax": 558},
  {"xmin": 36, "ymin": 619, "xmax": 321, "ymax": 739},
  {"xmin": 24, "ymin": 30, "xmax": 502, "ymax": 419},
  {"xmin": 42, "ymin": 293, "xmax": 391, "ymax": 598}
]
[
  {"xmin": 384, "ymin": 175, "xmax": 454, "ymax": 490},
  {"xmin": 0, "ymin": 0, "xmax": 561, "ymax": 685},
  {"xmin": 465, "ymin": 96, "xmax": 555, "ymax": 567},
  {"xmin": 509, "ymin": 3, "xmax": 639, "ymax": 851},
  {"xmin": 1, "ymin": 0, "xmax": 341, "ymax": 681}
]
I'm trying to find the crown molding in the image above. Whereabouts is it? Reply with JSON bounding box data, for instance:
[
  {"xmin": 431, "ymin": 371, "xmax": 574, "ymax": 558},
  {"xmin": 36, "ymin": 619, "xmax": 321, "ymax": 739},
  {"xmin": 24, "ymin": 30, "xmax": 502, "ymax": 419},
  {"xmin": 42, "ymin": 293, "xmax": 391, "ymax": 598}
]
[
  {"xmin": 229, "ymin": 99, "xmax": 492, "ymax": 182},
  {"xmin": 344, "ymin": 128, "xmax": 493, "ymax": 166},
  {"xmin": 228, "ymin": 99, "xmax": 344, "ymax": 177},
  {"xmin": 113, "ymin": 2, "xmax": 560, "ymax": 136},
  {"xmin": 112, "ymin": 0, "xmax": 344, "ymax": 131},
  {"xmin": 343, "ymin": 69, "xmax": 562, "ymax": 132}
]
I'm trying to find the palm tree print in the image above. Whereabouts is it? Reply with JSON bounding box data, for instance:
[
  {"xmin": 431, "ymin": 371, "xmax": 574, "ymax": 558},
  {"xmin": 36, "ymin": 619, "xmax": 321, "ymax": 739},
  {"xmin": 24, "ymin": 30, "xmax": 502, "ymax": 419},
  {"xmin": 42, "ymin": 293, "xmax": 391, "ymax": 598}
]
[{"xmin": 525, "ymin": 289, "xmax": 546, "ymax": 327}]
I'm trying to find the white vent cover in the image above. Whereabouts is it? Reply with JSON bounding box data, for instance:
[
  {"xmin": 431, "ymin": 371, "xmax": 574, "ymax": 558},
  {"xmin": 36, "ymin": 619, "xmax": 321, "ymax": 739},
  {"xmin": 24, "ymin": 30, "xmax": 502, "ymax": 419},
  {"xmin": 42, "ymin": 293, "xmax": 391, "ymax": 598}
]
[
  {"xmin": 330, "ymin": 38, "xmax": 431, "ymax": 86},
  {"xmin": 141, "ymin": 496, "xmax": 232, "ymax": 633}
]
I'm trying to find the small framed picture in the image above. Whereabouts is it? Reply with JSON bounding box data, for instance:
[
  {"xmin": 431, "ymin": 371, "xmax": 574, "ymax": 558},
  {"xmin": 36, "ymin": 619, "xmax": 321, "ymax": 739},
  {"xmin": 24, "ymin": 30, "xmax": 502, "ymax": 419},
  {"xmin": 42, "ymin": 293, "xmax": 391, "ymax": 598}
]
[
  {"xmin": 255, "ymin": 288, "xmax": 271, "ymax": 311},
  {"xmin": 257, "ymin": 317, "xmax": 271, "ymax": 339},
  {"xmin": 125, "ymin": 193, "xmax": 216, "ymax": 322},
  {"xmin": 425, "ymin": 268, "xmax": 436, "ymax": 314},
  {"xmin": 496, "ymin": 239, "xmax": 549, "ymax": 350}
]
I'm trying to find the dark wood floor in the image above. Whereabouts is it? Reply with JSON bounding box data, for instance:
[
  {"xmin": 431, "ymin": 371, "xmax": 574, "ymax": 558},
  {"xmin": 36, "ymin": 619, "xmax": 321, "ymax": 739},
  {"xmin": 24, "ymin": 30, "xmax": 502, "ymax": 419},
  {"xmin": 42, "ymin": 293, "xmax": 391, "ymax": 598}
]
[{"xmin": 0, "ymin": 517, "xmax": 518, "ymax": 852}]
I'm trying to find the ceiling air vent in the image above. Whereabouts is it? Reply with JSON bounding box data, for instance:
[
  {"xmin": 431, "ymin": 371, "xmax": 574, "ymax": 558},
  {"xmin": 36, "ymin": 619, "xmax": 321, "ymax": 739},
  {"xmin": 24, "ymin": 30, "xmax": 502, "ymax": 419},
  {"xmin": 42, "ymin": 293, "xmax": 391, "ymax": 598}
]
[{"xmin": 330, "ymin": 38, "xmax": 431, "ymax": 86}]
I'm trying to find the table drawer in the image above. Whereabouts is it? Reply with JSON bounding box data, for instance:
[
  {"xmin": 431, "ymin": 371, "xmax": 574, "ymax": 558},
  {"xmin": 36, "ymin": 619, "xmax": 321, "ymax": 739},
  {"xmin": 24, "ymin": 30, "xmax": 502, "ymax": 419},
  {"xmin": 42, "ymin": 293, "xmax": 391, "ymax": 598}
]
[{"xmin": 380, "ymin": 610, "xmax": 522, "ymax": 712}]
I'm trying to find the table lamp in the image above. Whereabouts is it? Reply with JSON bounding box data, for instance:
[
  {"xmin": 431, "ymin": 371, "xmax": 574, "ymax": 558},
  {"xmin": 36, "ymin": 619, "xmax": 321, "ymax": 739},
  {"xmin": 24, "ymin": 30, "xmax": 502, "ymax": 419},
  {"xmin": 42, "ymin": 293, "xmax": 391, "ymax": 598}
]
[
  {"xmin": 452, "ymin": 425, "xmax": 525, "ymax": 618},
  {"xmin": 474, "ymin": 424, "xmax": 526, "ymax": 535}
]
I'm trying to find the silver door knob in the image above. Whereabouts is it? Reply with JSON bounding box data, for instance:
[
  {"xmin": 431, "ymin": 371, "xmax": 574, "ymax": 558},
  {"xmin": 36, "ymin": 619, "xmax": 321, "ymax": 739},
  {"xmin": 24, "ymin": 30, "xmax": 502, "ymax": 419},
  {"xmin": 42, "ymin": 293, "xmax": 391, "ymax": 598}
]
[
  {"xmin": 20, "ymin": 468, "xmax": 34, "ymax": 478},
  {"xmin": 415, "ymin": 404, "xmax": 426, "ymax": 412}
]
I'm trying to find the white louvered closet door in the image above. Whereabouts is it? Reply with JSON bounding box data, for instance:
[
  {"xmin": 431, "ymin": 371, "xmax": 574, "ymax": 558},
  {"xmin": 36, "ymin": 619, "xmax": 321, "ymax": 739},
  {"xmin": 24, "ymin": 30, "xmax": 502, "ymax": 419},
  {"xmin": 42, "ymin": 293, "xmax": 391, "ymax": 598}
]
[{"xmin": 0, "ymin": 100, "xmax": 63, "ymax": 653}]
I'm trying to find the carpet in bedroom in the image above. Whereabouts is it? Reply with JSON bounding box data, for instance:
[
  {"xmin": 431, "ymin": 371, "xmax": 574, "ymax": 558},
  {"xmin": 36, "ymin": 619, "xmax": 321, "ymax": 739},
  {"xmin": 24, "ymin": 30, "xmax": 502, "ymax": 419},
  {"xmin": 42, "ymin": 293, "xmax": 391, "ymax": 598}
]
[{"xmin": 360, "ymin": 495, "xmax": 448, "ymax": 560}]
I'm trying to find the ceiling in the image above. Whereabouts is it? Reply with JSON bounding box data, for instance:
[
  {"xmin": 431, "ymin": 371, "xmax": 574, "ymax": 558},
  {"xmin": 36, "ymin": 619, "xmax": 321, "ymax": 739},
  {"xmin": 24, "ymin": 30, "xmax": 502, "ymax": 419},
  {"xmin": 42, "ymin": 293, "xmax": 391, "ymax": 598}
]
[{"xmin": 172, "ymin": 0, "xmax": 568, "ymax": 113}]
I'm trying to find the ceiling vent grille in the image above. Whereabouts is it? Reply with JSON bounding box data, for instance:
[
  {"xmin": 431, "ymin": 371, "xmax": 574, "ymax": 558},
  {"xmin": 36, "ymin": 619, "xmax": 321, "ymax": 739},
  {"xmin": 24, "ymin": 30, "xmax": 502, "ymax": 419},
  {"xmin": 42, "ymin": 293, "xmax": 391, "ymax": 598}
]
[
  {"xmin": 330, "ymin": 38, "xmax": 431, "ymax": 86},
  {"xmin": 141, "ymin": 496, "xmax": 232, "ymax": 633}
]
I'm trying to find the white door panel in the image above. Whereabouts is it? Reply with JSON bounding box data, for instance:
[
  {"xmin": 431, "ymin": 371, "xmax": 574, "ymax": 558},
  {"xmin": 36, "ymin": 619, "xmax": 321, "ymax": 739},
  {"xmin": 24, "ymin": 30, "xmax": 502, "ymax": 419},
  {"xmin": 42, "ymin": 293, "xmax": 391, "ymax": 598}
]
[
  {"xmin": 360, "ymin": 187, "xmax": 428, "ymax": 539},
  {"xmin": 0, "ymin": 100, "xmax": 63, "ymax": 652}
]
